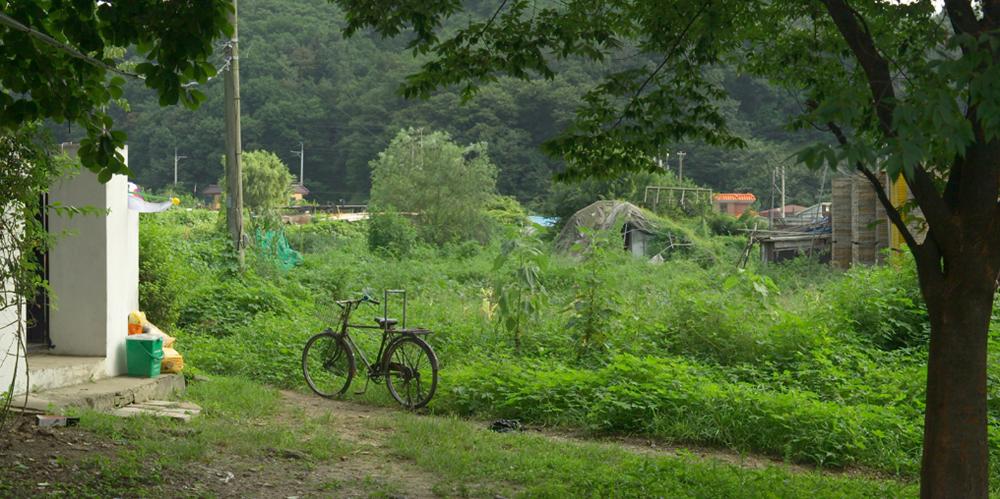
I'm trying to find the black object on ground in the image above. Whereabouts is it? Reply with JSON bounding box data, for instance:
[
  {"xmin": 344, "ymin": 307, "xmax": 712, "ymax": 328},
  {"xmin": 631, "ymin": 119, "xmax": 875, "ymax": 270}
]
[
  {"xmin": 35, "ymin": 415, "xmax": 79, "ymax": 427},
  {"xmin": 489, "ymin": 419, "xmax": 522, "ymax": 433}
]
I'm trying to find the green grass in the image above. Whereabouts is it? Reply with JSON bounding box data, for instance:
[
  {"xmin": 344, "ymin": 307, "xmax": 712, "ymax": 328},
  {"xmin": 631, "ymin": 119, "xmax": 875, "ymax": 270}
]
[
  {"xmin": 137, "ymin": 210, "xmax": 1000, "ymax": 490},
  {"xmin": 57, "ymin": 377, "xmax": 352, "ymax": 496},
  {"xmin": 379, "ymin": 411, "xmax": 917, "ymax": 498},
  {"xmin": 44, "ymin": 376, "xmax": 918, "ymax": 498}
]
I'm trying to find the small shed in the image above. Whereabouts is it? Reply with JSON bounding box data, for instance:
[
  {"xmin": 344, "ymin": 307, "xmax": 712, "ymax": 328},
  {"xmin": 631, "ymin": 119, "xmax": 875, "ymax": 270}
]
[
  {"xmin": 201, "ymin": 184, "xmax": 222, "ymax": 210},
  {"xmin": 555, "ymin": 201, "xmax": 655, "ymax": 256},
  {"xmin": 290, "ymin": 183, "xmax": 310, "ymax": 202}
]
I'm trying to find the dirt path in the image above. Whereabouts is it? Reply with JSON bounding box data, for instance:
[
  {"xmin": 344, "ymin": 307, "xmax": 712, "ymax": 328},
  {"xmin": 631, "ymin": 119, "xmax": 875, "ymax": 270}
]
[
  {"xmin": 0, "ymin": 391, "xmax": 903, "ymax": 497},
  {"xmin": 279, "ymin": 390, "xmax": 445, "ymax": 498},
  {"xmin": 280, "ymin": 391, "xmax": 898, "ymax": 488}
]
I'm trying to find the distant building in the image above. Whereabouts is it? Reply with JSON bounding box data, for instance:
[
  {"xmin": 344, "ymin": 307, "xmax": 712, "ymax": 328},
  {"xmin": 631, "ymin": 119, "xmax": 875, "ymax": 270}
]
[
  {"xmin": 758, "ymin": 204, "xmax": 807, "ymax": 219},
  {"xmin": 201, "ymin": 184, "xmax": 222, "ymax": 210},
  {"xmin": 291, "ymin": 183, "xmax": 309, "ymax": 203},
  {"xmin": 713, "ymin": 193, "xmax": 756, "ymax": 217}
]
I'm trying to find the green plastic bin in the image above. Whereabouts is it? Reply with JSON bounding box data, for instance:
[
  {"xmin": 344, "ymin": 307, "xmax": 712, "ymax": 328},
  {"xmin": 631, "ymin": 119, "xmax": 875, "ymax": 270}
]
[{"xmin": 126, "ymin": 333, "xmax": 164, "ymax": 378}]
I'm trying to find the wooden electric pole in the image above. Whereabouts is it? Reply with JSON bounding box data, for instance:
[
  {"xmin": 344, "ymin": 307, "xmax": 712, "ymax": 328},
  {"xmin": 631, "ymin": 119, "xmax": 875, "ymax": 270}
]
[{"xmin": 224, "ymin": 0, "xmax": 244, "ymax": 267}]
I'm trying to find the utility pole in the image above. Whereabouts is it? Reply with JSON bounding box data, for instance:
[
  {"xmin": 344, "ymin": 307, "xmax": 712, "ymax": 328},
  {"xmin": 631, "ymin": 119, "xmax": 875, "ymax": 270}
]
[
  {"xmin": 780, "ymin": 164, "xmax": 786, "ymax": 218},
  {"xmin": 291, "ymin": 141, "xmax": 304, "ymax": 185},
  {"xmin": 224, "ymin": 0, "xmax": 244, "ymax": 268},
  {"xmin": 677, "ymin": 151, "xmax": 687, "ymax": 205},
  {"xmin": 173, "ymin": 147, "xmax": 187, "ymax": 186},
  {"xmin": 770, "ymin": 168, "xmax": 776, "ymax": 227},
  {"xmin": 676, "ymin": 151, "xmax": 686, "ymax": 182}
]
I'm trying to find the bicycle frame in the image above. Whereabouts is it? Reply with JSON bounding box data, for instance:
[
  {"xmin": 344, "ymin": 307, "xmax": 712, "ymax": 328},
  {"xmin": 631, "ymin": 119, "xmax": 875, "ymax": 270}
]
[{"xmin": 335, "ymin": 299, "xmax": 393, "ymax": 376}]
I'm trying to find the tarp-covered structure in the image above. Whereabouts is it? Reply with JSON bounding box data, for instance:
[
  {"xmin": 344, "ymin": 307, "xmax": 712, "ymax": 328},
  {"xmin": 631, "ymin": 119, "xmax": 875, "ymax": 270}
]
[{"xmin": 555, "ymin": 200, "xmax": 656, "ymax": 256}]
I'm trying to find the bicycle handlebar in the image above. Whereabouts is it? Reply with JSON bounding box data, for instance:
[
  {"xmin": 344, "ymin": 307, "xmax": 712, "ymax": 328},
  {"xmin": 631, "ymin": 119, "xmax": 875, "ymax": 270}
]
[{"xmin": 336, "ymin": 294, "xmax": 380, "ymax": 307}]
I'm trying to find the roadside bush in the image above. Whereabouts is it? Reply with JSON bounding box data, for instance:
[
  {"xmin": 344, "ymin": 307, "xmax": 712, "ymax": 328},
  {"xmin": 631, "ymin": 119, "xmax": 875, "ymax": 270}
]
[
  {"xmin": 485, "ymin": 195, "xmax": 528, "ymax": 228},
  {"xmin": 659, "ymin": 269, "xmax": 823, "ymax": 368},
  {"xmin": 179, "ymin": 310, "xmax": 322, "ymax": 387},
  {"xmin": 367, "ymin": 207, "xmax": 418, "ymax": 257},
  {"xmin": 138, "ymin": 221, "xmax": 189, "ymax": 327},
  {"xmin": 177, "ymin": 277, "xmax": 292, "ymax": 337},
  {"xmin": 370, "ymin": 128, "xmax": 498, "ymax": 245},
  {"xmin": 438, "ymin": 355, "xmax": 923, "ymax": 471},
  {"xmin": 825, "ymin": 258, "xmax": 929, "ymax": 350},
  {"xmin": 285, "ymin": 219, "xmax": 366, "ymax": 253}
]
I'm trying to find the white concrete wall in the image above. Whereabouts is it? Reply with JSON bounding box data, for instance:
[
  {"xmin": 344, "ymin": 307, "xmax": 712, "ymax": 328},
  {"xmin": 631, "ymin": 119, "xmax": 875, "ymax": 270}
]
[
  {"xmin": 0, "ymin": 208, "xmax": 27, "ymax": 395},
  {"xmin": 48, "ymin": 146, "xmax": 136, "ymax": 377}
]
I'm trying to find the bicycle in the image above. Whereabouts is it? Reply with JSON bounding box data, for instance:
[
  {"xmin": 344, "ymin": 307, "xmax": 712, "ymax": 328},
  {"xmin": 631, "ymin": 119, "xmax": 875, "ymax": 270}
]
[{"xmin": 302, "ymin": 289, "xmax": 439, "ymax": 409}]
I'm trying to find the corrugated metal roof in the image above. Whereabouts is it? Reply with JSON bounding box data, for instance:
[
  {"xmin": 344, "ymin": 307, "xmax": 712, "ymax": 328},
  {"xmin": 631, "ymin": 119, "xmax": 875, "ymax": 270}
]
[{"xmin": 714, "ymin": 193, "xmax": 757, "ymax": 202}]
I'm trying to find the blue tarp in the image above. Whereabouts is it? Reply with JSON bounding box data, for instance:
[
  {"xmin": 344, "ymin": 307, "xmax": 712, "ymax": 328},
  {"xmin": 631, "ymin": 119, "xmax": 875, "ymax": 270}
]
[{"xmin": 528, "ymin": 215, "xmax": 558, "ymax": 227}]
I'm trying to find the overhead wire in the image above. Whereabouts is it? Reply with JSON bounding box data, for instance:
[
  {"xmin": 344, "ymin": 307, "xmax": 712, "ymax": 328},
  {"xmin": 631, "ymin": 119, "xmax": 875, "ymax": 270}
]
[
  {"xmin": 0, "ymin": 12, "xmax": 232, "ymax": 88},
  {"xmin": 0, "ymin": 11, "xmax": 142, "ymax": 79}
]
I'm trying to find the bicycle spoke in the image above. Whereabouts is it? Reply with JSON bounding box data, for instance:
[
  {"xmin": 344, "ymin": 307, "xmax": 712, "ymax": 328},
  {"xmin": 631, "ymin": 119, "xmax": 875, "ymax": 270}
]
[
  {"xmin": 304, "ymin": 333, "xmax": 353, "ymax": 398},
  {"xmin": 385, "ymin": 337, "xmax": 436, "ymax": 409}
]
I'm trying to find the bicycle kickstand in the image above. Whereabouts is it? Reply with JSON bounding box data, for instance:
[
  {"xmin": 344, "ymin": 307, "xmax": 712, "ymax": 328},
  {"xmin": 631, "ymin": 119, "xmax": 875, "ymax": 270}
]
[{"xmin": 353, "ymin": 375, "xmax": 370, "ymax": 395}]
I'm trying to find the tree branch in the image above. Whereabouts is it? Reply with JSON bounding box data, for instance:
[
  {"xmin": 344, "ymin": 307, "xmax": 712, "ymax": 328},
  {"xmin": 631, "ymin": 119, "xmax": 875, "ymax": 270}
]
[
  {"xmin": 821, "ymin": 0, "xmax": 957, "ymax": 245},
  {"xmin": 820, "ymin": 0, "xmax": 896, "ymax": 137},
  {"xmin": 984, "ymin": 1, "xmax": 1000, "ymax": 30},
  {"xmin": 943, "ymin": 0, "xmax": 980, "ymax": 36},
  {"xmin": 610, "ymin": 2, "xmax": 711, "ymax": 130},
  {"xmin": 474, "ymin": 0, "xmax": 511, "ymax": 42}
]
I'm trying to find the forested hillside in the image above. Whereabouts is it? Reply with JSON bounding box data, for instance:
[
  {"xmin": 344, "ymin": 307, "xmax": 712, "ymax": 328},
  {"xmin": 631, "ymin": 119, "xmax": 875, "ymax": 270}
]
[{"xmin": 90, "ymin": 0, "xmax": 824, "ymax": 208}]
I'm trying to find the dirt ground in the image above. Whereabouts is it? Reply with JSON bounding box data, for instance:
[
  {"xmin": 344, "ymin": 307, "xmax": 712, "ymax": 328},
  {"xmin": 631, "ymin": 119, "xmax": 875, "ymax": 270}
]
[
  {"xmin": 0, "ymin": 393, "xmax": 462, "ymax": 498},
  {"xmin": 0, "ymin": 391, "xmax": 895, "ymax": 497}
]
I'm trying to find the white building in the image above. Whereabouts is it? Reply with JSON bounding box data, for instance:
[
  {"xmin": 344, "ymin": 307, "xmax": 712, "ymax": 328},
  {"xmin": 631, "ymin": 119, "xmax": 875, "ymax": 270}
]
[{"xmin": 0, "ymin": 144, "xmax": 140, "ymax": 397}]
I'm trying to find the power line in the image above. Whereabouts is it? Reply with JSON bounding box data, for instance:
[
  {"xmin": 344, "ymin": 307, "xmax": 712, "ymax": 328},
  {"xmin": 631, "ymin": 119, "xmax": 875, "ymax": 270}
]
[
  {"xmin": 0, "ymin": 12, "xmax": 232, "ymax": 88},
  {"xmin": 0, "ymin": 12, "xmax": 141, "ymax": 79}
]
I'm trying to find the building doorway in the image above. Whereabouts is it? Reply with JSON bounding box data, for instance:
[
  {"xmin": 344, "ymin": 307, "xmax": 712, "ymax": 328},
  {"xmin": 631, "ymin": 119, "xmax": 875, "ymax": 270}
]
[{"xmin": 26, "ymin": 193, "xmax": 49, "ymax": 351}]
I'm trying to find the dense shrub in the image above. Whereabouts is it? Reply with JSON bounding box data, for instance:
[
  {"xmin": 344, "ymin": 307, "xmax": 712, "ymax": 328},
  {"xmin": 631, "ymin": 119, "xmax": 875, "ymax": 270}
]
[
  {"xmin": 138, "ymin": 221, "xmax": 188, "ymax": 326},
  {"xmin": 177, "ymin": 277, "xmax": 292, "ymax": 337},
  {"xmin": 285, "ymin": 219, "xmax": 365, "ymax": 253},
  {"xmin": 825, "ymin": 257, "xmax": 929, "ymax": 350},
  {"xmin": 438, "ymin": 355, "xmax": 923, "ymax": 471},
  {"xmin": 367, "ymin": 207, "xmax": 418, "ymax": 257},
  {"xmin": 139, "ymin": 207, "xmax": 1000, "ymax": 488},
  {"xmin": 370, "ymin": 128, "xmax": 497, "ymax": 245}
]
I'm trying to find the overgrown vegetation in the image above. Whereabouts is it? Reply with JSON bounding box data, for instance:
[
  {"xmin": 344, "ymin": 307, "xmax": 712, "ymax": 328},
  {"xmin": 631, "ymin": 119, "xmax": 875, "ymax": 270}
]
[
  {"xmin": 139, "ymin": 206, "xmax": 1000, "ymax": 491},
  {"xmin": 369, "ymin": 128, "xmax": 498, "ymax": 245}
]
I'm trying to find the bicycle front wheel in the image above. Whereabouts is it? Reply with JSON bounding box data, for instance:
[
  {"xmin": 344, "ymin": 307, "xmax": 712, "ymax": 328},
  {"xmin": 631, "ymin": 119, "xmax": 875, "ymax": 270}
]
[
  {"xmin": 302, "ymin": 332, "xmax": 355, "ymax": 398},
  {"xmin": 384, "ymin": 336, "xmax": 438, "ymax": 409}
]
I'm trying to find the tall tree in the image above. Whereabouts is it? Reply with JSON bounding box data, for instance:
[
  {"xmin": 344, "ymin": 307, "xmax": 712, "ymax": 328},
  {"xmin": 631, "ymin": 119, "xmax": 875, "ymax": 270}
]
[
  {"xmin": 370, "ymin": 128, "xmax": 497, "ymax": 245},
  {"xmin": 0, "ymin": 0, "xmax": 230, "ymax": 178},
  {"xmin": 333, "ymin": 0, "xmax": 1000, "ymax": 496}
]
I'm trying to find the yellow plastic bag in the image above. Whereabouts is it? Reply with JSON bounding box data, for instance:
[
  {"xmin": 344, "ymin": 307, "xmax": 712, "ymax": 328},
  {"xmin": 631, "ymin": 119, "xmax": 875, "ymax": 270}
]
[
  {"xmin": 128, "ymin": 310, "xmax": 147, "ymax": 325},
  {"xmin": 161, "ymin": 347, "xmax": 184, "ymax": 374},
  {"xmin": 144, "ymin": 321, "xmax": 176, "ymax": 348}
]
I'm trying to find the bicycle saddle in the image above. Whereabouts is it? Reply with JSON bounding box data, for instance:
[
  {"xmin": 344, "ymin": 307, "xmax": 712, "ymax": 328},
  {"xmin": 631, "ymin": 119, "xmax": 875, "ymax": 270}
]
[{"xmin": 375, "ymin": 317, "xmax": 398, "ymax": 328}]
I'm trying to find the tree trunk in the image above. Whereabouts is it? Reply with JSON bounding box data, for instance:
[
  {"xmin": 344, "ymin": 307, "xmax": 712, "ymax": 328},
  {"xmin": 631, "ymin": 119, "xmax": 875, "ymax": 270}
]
[{"xmin": 920, "ymin": 264, "xmax": 996, "ymax": 498}]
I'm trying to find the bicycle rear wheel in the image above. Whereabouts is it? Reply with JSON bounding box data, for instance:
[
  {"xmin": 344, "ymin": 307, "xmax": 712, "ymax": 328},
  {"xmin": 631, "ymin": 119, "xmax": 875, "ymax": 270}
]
[
  {"xmin": 384, "ymin": 336, "xmax": 438, "ymax": 409},
  {"xmin": 302, "ymin": 332, "xmax": 355, "ymax": 398}
]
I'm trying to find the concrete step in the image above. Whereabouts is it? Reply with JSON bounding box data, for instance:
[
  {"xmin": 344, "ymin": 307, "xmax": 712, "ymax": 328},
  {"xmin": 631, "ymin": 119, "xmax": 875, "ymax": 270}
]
[
  {"xmin": 23, "ymin": 354, "xmax": 109, "ymax": 394},
  {"xmin": 112, "ymin": 400, "xmax": 202, "ymax": 422},
  {"xmin": 19, "ymin": 373, "xmax": 186, "ymax": 413}
]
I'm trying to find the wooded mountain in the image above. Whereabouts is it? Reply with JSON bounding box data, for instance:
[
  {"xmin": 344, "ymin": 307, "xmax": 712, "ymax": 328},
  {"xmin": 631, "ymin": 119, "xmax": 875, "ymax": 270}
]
[{"xmin": 71, "ymin": 0, "xmax": 824, "ymax": 209}]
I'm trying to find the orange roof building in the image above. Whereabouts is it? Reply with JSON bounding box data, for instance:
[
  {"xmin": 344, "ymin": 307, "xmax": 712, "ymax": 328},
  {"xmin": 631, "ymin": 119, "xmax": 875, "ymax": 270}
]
[{"xmin": 713, "ymin": 193, "xmax": 756, "ymax": 217}]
